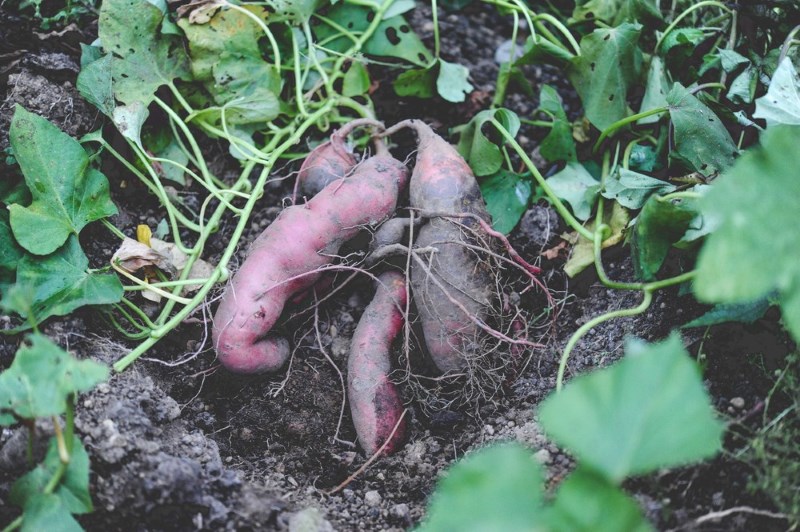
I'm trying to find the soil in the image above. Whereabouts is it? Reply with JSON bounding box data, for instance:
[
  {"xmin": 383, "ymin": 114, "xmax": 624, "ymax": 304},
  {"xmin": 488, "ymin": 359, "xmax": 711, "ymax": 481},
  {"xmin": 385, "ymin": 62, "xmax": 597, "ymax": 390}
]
[{"xmin": 0, "ymin": 2, "xmax": 794, "ymax": 531}]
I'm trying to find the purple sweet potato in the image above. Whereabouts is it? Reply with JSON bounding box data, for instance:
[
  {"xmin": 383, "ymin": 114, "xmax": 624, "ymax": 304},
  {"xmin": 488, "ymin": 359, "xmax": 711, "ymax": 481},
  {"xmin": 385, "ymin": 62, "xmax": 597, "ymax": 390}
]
[
  {"xmin": 293, "ymin": 118, "xmax": 384, "ymax": 201},
  {"xmin": 385, "ymin": 119, "xmax": 495, "ymax": 374},
  {"xmin": 213, "ymin": 152, "xmax": 409, "ymax": 374},
  {"xmin": 348, "ymin": 270, "xmax": 407, "ymax": 455}
]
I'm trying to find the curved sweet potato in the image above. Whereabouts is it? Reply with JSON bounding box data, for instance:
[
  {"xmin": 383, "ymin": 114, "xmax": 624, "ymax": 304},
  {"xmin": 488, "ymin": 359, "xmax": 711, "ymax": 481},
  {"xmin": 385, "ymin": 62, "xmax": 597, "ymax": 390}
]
[
  {"xmin": 386, "ymin": 119, "xmax": 495, "ymax": 374},
  {"xmin": 293, "ymin": 118, "xmax": 385, "ymax": 201},
  {"xmin": 348, "ymin": 270, "xmax": 407, "ymax": 455},
  {"xmin": 213, "ymin": 153, "xmax": 409, "ymax": 374}
]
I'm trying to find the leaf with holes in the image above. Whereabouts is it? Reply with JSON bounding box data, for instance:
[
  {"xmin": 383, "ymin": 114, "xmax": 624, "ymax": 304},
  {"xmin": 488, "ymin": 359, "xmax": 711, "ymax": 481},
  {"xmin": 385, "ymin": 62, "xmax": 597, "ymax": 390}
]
[
  {"xmin": 437, "ymin": 59, "xmax": 473, "ymax": 103},
  {"xmin": 571, "ymin": 0, "xmax": 661, "ymax": 26},
  {"xmin": 568, "ymin": 23, "xmax": 643, "ymax": 131},
  {"xmin": 456, "ymin": 108, "xmax": 520, "ymax": 177},
  {"xmin": 666, "ymin": 83, "xmax": 738, "ymax": 175},
  {"xmin": 0, "ymin": 334, "xmax": 108, "ymax": 424},
  {"xmin": 8, "ymin": 106, "xmax": 117, "ymax": 256}
]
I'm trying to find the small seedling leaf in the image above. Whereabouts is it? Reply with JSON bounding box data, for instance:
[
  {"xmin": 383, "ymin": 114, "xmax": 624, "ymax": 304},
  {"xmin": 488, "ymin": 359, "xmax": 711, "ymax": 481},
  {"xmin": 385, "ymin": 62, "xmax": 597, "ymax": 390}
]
[
  {"xmin": 393, "ymin": 66, "xmax": 436, "ymax": 98},
  {"xmin": 540, "ymin": 334, "xmax": 724, "ymax": 482},
  {"xmin": 568, "ymin": 23, "xmax": 643, "ymax": 131},
  {"xmin": 8, "ymin": 106, "xmax": 117, "ymax": 255},
  {"xmin": 418, "ymin": 443, "xmax": 545, "ymax": 531},
  {"xmin": 0, "ymin": 334, "xmax": 108, "ymax": 423},
  {"xmin": 545, "ymin": 162, "xmax": 600, "ymax": 221},
  {"xmin": 343, "ymin": 61, "xmax": 371, "ymax": 97},
  {"xmin": 479, "ymin": 170, "xmax": 532, "ymax": 235},
  {"xmin": 456, "ymin": 108, "xmax": 520, "ymax": 177},
  {"xmin": 436, "ymin": 59, "xmax": 473, "ymax": 103},
  {"xmin": 571, "ymin": 0, "xmax": 661, "ymax": 26},
  {"xmin": 695, "ymin": 125, "xmax": 800, "ymax": 341},
  {"xmin": 539, "ymin": 85, "xmax": 577, "ymax": 162}
]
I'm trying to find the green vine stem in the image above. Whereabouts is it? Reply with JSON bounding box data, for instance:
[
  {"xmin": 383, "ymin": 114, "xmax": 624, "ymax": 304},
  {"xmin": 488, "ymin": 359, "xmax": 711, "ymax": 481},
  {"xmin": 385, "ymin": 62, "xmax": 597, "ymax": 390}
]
[{"xmin": 593, "ymin": 106, "xmax": 669, "ymax": 153}]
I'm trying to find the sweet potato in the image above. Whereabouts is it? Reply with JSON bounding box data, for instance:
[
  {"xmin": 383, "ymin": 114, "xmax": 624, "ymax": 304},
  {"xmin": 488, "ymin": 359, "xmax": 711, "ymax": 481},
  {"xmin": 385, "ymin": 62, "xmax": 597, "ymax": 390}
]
[
  {"xmin": 213, "ymin": 150, "xmax": 409, "ymax": 374},
  {"xmin": 293, "ymin": 118, "xmax": 384, "ymax": 201},
  {"xmin": 385, "ymin": 119, "xmax": 495, "ymax": 374},
  {"xmin": 348, "ymin": 270, "xmax": 407, "ymax": 455}
]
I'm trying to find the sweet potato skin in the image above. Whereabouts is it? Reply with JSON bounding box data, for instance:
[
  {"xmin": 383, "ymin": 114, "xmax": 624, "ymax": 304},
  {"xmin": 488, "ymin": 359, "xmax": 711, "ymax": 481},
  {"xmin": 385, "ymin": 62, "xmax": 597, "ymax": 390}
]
[
  {"xmin": 402, "ymin": 120, "xmax": 495, "ymax": 373},
  {"xmin": 348, "ymin": 270, "xmax": 407, "ymax": 455},
  {"xmin": 213, "ymin": 155, "xmax": 409, "ymax": 374}
]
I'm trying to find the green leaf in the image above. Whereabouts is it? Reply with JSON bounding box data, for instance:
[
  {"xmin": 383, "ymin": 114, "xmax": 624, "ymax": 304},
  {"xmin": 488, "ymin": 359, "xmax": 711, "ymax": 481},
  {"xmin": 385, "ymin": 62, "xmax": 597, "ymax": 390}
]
[
  {"xmin": 315, "ymin": 5, "xmax": 432, "ymax": 67},
  {"xmin": 638, "ymin": 56, "xmax": 669, "ymax": 124},
  {"xmin": 76, "ymin": 54, "xmax": 115, "ymax": 117},
  {"xmin": 11, "ymin": 436, "xmax": 94, "ymax": 515},
  {"xmin": 146, "ymin": 133, "xmax": 189, "ymax": 186},
  {"xmin": 564, "ymin": 201, "xmax": 630, "ymax": 278},
  {"xmin": 547, "ymin": 468, "xmax": 653, "ymax": 532},
  {"xmin": 666, "ymin": 83, "xmax": 738, "ymax": 174},
  {"xmin": 0, "ymin": 209, "xmax": 23, "ymax": 274},
  {"xmin": 456, "ymin": 108, "xmax": 520, "ymax": 177},
  {"xmin": 631, "ymin": 193, "xmax": 698, "ymax": 280},
  {"xmin": 682, "ymin": 298, "xmax": 771, "ymax": 329},
  {"xmin": 628, "ymin": 144, "xmax": 661, "ymax": 172},
  {"xmin": 660, "ymin": 28, "xmax": 707, "ymax": 55},
  {"xmin": 418, "ymin": 443, "xmax": 544, "ymax": 532},
  {"xmin": 545, "ymin": 162, "xmax": 600, "ymax": 221},
  {"xmin": 538, "ymin": 85, "xmax": 576, "ymax": 162},
  {"xmin": 264, "ymin": 0, "xmax": 321, "ymax": 24},
  {"xmin": 0, "ymin": 334, "xmax": 108, "ymax": 423},
  {"xmin": 601, "ymin": 168, "xmax": 676, "ymax": 210},
  {"xmin": 540, "ymin": 334, "xmax": 724, "ymax": 482},
  {"xmin": 17, "ymin": 494, "xmax": 83, "ymax": 532},
  {"xmin": 515, "ymin": 35, "xmax": 574, "ymax": 68},
  {"xmin": 436, "ymin": 59, "xmax": 473, "ymax": 103},
  {"xmin": 2, "ymin": 235, "xmax": 123, "ymax": 329},
  {"xmin": 753, "ymin": 57, "xmax": 800, "ymax": 126},
  {"xmin": 8, "ymin": 106, "xmax": 117, "ymax": 255},
  {"xmin": 571, "ymin": 0, "xmax": 661, "ymax": 26},
  {"xmin": 479, "ymin": 170, "xmax": 532, "ymax": 235},
  {"xmin": 99, "ymin": 0, "xmax": 190, "ymax": 106},
  {"xmin": 694, "ymin": 125, "xmax": 800, "ymax": 341},
  {"xmin": 393, "ymin": 66, "xmax": 436, "ymax": 98},
  {"xmin": 343, "ymin": 61, "xmax": 370, "ymax": 97},
  {"xmin": 568, "ymin": 23, "xmax": 643, "ymax": 131},
  {"xmin": 113, "ymin": 102, "xmax": 149, "ymax": 147}
]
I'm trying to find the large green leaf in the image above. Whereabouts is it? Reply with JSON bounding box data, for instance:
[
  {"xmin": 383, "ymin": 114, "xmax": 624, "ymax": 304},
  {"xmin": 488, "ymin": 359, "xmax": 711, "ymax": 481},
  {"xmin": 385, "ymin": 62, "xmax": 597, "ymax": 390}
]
[
  {"xmin": 0, "ymin": 334, "xmax": 108, "ymax": 423},
  {"xmin": 545, "ymin": 162, "xmax": 600, "ymax": 221},
  {"xmin": 99, "ymin": 0, "xmax": 190, "ymax": 106},
  {"xmin": 666, "ymin": 83, "xmax": 738, "ymax": 174},
  {"xmin": 11, "ymin": 436, "xmax": 94, "ymax": 515},
  {"xmin": 571, "ymin": 0, "xmax": 661, "ymax": 26},
  {"xmin": 695, "ymin": 125, "xmax": 800, "ymax": 341},
  {"xmin": 538, "ymin": 85, "xmax": 576, "ymax": 162},
  {"xmin": 753, "ymin": 57, "xmax": 800, "ymax": 126},
  {"xmin": 479, "ymin": 170, "xmax": 532, "ymax": 235},
  {"xmin": 8, "ymin": 106, "xmax": 117, "ymax": 255},
  {"xmin": 456, "ymin": 108, "xmax": 520, "ymax": 177},
  {"xmin": 568, "ymin": 24, "xmax": 643, "ymax": 131},
  {"xmin": 2, "ymin": 235, "xmax": 124, "ymax": 329},
  {"xmin": 540, "ymin": 334, "xmax": 724, "ymax": 482},
  {"xmin": 418, "ymin": 444, "xmax": 545, "ymax": 532},
  {"xmin": 546, "ymin": 468, "xmax": 653, "ymax": 531},
  {"xmin": 630, "ymin": 193, "xmax": 698, "ymax": 280},
  {"xmin": 15, "ymin": 494, "xmax": 82, "ymax": 532}
]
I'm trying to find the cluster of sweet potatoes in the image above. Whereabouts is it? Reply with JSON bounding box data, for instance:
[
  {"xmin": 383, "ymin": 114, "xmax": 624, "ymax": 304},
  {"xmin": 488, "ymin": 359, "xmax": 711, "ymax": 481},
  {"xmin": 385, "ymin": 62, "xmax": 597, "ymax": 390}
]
[{"xmin": 212, "ymin": 119, "xmax": 507, "ymax": 455}]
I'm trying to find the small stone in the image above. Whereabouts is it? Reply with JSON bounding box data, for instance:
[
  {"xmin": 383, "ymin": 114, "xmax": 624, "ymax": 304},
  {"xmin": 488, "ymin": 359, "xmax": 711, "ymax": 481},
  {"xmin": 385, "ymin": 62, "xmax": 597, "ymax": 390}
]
[
  {"xmin": 730, "ymin": 397, "xmax": 745, "ymax": 409},
  {"xmin": 342, "ymin": 489, "xmax": 355, "ymax": 500},
  {"xmin": 364, "ymin": 490, "xmax": 382, "ymax": 507},
  {"xmin": 288, "ymin": 508, "xmax": 334, "ymax": 532},
  {"xmin": 484, "ymin": 424, "xmax": 495, "ymax": 436},
  {"xmin": 390, "ymin": 503, "xmax": 410, "ymax": 520},
  {"xmin": 534, "ymin": 449, "xmax": 552, "ymax": 464},
  {"xmin": 329, "ymin": 325, "xmax": 338, "ymax": 338},
  {"xmin": 376, "ymin": 472, "xmax": 385, "ymax": 481}
]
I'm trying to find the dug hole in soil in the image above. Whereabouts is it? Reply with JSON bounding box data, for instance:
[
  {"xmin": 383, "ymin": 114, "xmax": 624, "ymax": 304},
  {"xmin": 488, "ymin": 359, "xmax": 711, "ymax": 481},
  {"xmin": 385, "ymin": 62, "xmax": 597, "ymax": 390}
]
[{"xmin": 0, "ymin": 3, "xmax": 791, "ymax": 531}]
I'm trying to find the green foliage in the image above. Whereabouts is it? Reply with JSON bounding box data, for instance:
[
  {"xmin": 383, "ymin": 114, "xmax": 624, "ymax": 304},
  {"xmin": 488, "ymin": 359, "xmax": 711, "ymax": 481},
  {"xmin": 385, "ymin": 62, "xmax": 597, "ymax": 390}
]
[
  {"xmin": 682, "ymin": 298, "xmax": 771, "ymax": 329},
  {"xmin": 753, "ymin": 57, "xmax": 800, "ymax": 126},
  {"xmin": 695, "ymin": 125, "xmax": 800, "ymax": 341},
  {"xmin": 538, "ymin": 85, "xmax": 576, "ymax": 162},
  {"xmin": 479, "ymin": 170, "xmax": 533, "ymax": 234},
  {"xmin": 456, "ymin": 108, "xmax": 520, "ymax": 177},
  {"xmin": 420, "ymin": 335, "xmax": 722, "ymax": 530},
  {"xmin": 545, "ymin": 163, "xmax": 600, "ymax": 221},
  {"xmin": 8, "ymin": 106, "xmax": 117, "ymax": 256},
  {"xmin": 0, "ymin": 334, "xmax": 108, "ymax": 425},
  {"xmin": 570, "ymin": 0, "xmax": 661, "ymax": 26},
  {"xmin": 568, "ymin": 23, "xmax": 643, "ymax": 131},
  {"xmin": 601, "ymin": 168, "xmax": 675, "ymax": 210},
  {"xmin": 394, "ymin": 59, "xmax": 474, "ymax": 103}
]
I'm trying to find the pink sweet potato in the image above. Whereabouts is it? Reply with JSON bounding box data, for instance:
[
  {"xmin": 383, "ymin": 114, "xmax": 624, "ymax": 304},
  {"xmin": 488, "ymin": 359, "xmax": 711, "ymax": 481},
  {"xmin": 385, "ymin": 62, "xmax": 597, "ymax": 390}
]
[
  {"xmin": 213, "ymin": 151, "xmax": 409, "ymax": 374},
  {"xmin": 293, "ymin": 118, "xmax": 384, "ymax": 201},
  {"xmin": 385, "ymin": 119, "xmax": 495, "ymax": 374},
  {"xmin": 348, "ymin": 270, "xmax": 407, "ymax": 455}
]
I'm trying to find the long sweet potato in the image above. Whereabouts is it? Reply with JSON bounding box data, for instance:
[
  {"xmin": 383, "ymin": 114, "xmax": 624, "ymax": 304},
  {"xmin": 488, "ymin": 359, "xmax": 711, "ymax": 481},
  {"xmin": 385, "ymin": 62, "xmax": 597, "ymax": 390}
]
[
  {"xmin": 213, "ymin": 151, "xmax": 409, "ymax": 374},
  {"xmin": 385, "ymin": 119, "xmax": 495, "ymax": 374},
  {"xmin": 348, "ymin": 270, "xmax": 407, "ymax": 455}
]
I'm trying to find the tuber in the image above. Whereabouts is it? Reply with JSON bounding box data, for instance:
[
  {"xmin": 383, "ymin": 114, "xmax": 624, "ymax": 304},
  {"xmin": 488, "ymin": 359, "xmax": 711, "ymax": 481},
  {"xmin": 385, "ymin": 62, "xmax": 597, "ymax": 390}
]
[{"xmin": 348, "ymin": 270, "xmax": 408, "ymax": 455}]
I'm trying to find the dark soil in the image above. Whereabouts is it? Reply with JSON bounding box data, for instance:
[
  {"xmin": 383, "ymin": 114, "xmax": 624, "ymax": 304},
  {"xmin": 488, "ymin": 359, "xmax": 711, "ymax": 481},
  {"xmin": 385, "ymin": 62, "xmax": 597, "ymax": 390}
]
[{"xmin": 0, "ymin": 2, "xmax": 794, "ymax": 531}]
